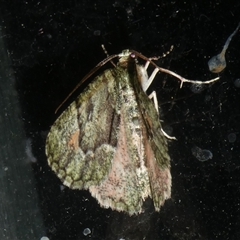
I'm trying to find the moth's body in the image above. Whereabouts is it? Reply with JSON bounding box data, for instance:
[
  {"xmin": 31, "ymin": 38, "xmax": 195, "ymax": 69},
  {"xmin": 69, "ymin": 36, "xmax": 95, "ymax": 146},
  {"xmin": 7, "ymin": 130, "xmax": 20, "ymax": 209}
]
[{"xmin": 46, "ymin": 50, "xmax": 171, "ymax": 215}]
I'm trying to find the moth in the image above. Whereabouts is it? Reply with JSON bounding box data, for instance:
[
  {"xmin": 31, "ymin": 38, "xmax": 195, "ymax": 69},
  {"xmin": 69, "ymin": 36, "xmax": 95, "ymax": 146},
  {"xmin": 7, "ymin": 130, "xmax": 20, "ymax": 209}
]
[{"xmin": 46, "ymin": 49, "xmax": 219, "ymax": 215}]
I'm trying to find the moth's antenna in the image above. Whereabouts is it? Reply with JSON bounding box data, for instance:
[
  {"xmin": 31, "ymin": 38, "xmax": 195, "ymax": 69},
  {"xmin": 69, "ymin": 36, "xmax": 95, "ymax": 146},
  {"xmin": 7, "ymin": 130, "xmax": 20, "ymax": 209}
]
[
  {"xmin": 55, "ymin": 53, "xmax": 119, "ymax": 113},
  {"xmin": 143, "ymin": 45, "xmax": 174, "ymax": 71},
  {"xmin": 101, "ymin": 44, "xmax": 116, "ymax": 67},
  {"xmin": 152, "ymin": 45, "xmax": 174, "ymax": 60}
]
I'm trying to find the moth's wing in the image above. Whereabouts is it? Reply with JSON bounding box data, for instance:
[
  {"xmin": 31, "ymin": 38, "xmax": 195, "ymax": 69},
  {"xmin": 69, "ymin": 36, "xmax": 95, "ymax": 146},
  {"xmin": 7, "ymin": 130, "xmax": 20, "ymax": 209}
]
[
  {"xmin": 46, "ymin": 69, "xmax": 120, "ymax": 189},
  {"xmin": 88, "ymin": 69, "xmax": 152, "ymax": 215},
  {"xmin": 138, "ymin": 90, "xmax": 171, "ymax": 211}
]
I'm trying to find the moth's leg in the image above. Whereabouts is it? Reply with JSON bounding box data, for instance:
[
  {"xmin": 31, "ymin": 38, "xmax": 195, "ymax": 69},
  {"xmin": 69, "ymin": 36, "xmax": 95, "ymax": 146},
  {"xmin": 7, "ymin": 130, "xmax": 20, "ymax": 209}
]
[
  {"xmin": 145, "ymin": 59, "xmax": 161, "ymax": 70},
  {"xmin": 148, "ymin": 90, "xmax": 176, "ymax": 140},
  {"xmin": 142, "ymin": 66, "xmax": 160, "ymax": 92},
  {"xmin": 134, "ymin": 49, "xmax": 220, "ymax": 89},
  {"xmin": 140, "ymin": 57, "xmax": 178, "ymax": 141},
  {"xmin": 143, "ymin": 63, "xmax": 176, "ymax": 140},
  {"xmin": 140, "ymin": 46, "xmax": 219, "ymax": 93},
  {"xmin": 161, "ymin": 129, "xmax": 177, "ymax": 140},
  {"xmin": 144, "ymin": 60, "xmax": 150, "ymax": 71},
  {"xmin": 142, "ymin": 49, "xmax": 174, "ymax": 91},
  {"xmin": 148, "ymin": 91, "xmax": 159, "ymax": 114}
]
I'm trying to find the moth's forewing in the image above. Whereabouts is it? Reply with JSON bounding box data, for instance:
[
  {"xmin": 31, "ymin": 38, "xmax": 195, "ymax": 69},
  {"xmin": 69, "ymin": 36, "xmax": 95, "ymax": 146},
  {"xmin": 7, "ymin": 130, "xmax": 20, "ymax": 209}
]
[
  {"xmin": 46, "ymin": 51, "xmax": 171, "ymax": 215},
  {"xmin": 46, "ymin": 69, "xmax": 119, "ymax": 189}
]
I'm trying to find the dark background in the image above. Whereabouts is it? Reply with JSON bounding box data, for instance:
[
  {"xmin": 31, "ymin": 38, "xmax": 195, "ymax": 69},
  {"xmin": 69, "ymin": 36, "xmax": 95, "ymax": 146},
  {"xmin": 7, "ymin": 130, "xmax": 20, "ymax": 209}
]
[{"xmin": 1, "ymin": 1, "xmax": 240, "ymax": 239}]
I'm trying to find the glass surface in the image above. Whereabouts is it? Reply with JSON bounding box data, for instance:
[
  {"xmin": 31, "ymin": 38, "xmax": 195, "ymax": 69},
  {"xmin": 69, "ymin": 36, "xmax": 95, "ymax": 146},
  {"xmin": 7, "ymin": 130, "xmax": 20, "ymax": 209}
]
[{"xmin": 0, "ymin": 1, "xmax": 239, "ymax": 239}]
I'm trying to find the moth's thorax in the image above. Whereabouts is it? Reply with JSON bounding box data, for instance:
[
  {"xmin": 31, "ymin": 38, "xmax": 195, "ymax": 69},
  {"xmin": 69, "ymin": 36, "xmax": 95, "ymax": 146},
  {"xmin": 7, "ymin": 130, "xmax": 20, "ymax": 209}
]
[{"xmin": 117, "ymin": 50, "xmax": 149, "ymax": 93}]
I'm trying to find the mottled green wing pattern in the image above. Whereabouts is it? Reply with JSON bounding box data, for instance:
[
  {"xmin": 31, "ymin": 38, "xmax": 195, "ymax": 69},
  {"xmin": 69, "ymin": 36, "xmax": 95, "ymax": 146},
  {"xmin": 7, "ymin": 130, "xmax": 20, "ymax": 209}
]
[
  {"xmin": 46, "ymin": 69, "xmax": 120, "ymax": 189},
  {"xmin": 87, "ymin": 66, "xmax": 152, "ymax": 215}
]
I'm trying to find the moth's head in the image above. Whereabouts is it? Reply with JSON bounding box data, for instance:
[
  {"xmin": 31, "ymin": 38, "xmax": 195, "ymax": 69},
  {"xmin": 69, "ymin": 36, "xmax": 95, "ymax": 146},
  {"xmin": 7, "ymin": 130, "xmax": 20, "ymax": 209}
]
[{"xmin": 118, "ymin": 49, "xmax": 137, "ymax": 68}]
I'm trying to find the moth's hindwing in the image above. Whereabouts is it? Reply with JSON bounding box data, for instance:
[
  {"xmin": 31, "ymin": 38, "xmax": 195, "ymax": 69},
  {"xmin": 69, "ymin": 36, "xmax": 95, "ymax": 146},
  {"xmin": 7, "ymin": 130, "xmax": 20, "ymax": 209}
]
[{"xmin": 134, "ymin": 76, "xmax": 171, "ymax": 210}]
